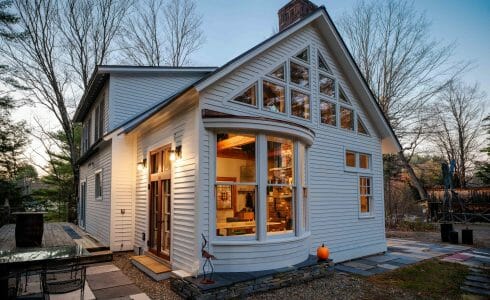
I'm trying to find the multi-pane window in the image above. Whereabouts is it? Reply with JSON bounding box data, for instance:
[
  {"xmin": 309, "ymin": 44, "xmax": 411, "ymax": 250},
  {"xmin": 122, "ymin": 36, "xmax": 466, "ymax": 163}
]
[
  {"xmin": 94, "ymin": 170, "xmax": 102, "ymax": 199},
  {"xmin": 263, "ymin": 80, "xmax": 286, "ymax": 113},
  {"xmin": 214, "ymin": 132, "xmax": 307, "ymax": 239},
  {"xmin": 233, "ymin": 84, "xmax": 257, "ymax": 106},
  {"xmin": 290, "ymin": 61, "xmax": 309, "ymax": 88},
  {"xmin": 319, "ymin": 73, "xmax": 335, "ymax": 97},
  {"xmin": 291, "ymin": 90, "xmax": 310, "ymax": 119},
  {"xmin": 82, "ymin": 117, "xmax": 91, "ymax": 153},
  {"xmin": 340, "ymin": 107, "xmax": 354, "ymax": 130},
  {"xmin": 345, "ymin": 150, "xmax": 371, "ymax": 170},
  {"xmin": 320, "ymin": 100, "xmax": 336, "ymax": 126},
  {"xmin": 215, "ymin": 133, "xmax": 256, "ymax": 237},
  {"xmin": 267, "ymin": 136, "xmax": 294, "ymax": 235},
  {"xmin": 359, "ymin": 177, "xmax": 372, "ymax": 214}
]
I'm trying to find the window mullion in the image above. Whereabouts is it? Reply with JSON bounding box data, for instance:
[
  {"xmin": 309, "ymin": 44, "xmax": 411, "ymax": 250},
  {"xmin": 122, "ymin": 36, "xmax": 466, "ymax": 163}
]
[{"xmin": 257, "ymin": 134, "xmax": 267, "ymax": 241}]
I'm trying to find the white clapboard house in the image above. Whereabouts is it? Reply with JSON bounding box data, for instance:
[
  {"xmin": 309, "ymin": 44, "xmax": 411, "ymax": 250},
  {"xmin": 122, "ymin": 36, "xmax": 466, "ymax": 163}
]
[{"xmin": 74, "ymin": 0, "xmax": 400, "ymax": 275}]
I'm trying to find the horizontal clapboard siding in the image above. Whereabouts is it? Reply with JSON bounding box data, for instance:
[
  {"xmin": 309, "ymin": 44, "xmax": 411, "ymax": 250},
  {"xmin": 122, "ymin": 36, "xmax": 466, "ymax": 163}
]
[
  {"xmin": 78, "ymin": 143, "xmax": 112, "ymax": 246},
  {"xmin": 134, "ymin": 106, "xmax": 199, "ymax": 272},
  {"xmin": 108, "ymin": 73, "xmax": 204, "ymax": 131},
  {"xmin": 110, "ymin": 134, "xmax": 135, "ymax": 251},
  {"xmin": 198, "ymin": 24, "xmax": 385, "ymax": 269}
]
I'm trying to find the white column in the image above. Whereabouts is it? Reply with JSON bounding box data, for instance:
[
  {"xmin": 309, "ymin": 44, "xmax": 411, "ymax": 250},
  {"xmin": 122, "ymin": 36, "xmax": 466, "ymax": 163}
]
[{"xmin": 257, "ymin": 134, "xmax": 267, "ymax": 241}]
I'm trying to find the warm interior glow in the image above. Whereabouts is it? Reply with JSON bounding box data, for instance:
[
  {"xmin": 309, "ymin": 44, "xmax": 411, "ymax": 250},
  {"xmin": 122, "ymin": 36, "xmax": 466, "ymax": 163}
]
[{"xmin": 169, "ymin": 150, "xmax": 176, "ymax": 161}]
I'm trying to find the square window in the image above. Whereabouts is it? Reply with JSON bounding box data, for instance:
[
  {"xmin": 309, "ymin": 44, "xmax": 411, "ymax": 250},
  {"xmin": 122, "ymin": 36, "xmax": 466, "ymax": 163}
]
[
  {"xmin": 359, "ymin": 153, "xmax": 370, "ymax": 169},
  {"xmin": 345, "ymin": 151, "xmax": 356, "ymax": 168},
  {"xmin": 290, "ymin": 61, "xmax": 309, "ymax": 88},
  {"xmin": 263, "ymin": 81, "xmax": 286, "ymax": 113},
  {"xmin": 319, "ymin": 73, "xmax": 335, "ymax": 97},
  {"xmin": 340, "ymin": 107, "xmax": 354, "ymax": 130},
  {"xmin": 320, "ymin": 100, "xmax": 336, "ymax": 126},
  {"xmin": 291, "ymin": 90, "xmax": 310, "ymax": 119}
]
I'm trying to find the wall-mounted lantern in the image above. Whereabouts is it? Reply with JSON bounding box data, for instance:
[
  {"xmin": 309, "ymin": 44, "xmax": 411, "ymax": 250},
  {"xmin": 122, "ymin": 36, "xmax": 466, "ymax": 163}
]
[
  {"xmin": 170, "ymin": 145, "xmax": 182, "ymax": 161},
  {"xmin": 137, "ymin": 158, "xmax": 147, "ymax": 171}
]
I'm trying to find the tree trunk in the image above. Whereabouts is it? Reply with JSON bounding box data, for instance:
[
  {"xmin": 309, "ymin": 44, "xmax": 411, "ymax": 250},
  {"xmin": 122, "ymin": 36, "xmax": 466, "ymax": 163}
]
[{"xmin": 397, "ymin": 151, "xmax": 428, "ymax": 201}]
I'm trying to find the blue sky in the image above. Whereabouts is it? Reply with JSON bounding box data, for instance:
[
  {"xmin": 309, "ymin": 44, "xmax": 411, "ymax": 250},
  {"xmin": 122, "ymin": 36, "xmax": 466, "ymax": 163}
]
[{"xmin": 193, "ymin": 0, "xmax": 490, "ymax": 102}]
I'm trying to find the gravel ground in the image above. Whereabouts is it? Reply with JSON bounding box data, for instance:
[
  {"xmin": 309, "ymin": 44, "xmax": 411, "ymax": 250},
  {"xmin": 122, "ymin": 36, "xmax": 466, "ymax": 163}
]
[
  {"xmin": 112, "ymin": 252, "xmax": 418, "ymax": 300},
  {"xmin": 112, "ymin": 252, "xmax": 181, "ymax": 300}
]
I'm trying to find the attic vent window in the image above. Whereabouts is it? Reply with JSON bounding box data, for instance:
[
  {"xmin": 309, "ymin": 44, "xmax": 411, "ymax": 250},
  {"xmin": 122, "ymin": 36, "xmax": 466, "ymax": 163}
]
[
  {"xmin": 318, "ymin": 52, "xmax": 331, "ymax": 73},
  {"xmin": 295, "ymin": 48, "xmax": 309, "ymax": 63},
  {"xmin": 269, "ymin": 63, "xmax": 286, "ymax": 81},
  {"xmin": 233, "ymin": 83, "xmax": 257, "ymax": 107}
]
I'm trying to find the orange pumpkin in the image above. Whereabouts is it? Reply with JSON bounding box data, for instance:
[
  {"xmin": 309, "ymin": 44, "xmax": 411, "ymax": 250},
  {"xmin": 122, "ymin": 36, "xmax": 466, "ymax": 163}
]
[{"xmin": 317, "ymin": 243, "xmax": 330, "ymax": 260}]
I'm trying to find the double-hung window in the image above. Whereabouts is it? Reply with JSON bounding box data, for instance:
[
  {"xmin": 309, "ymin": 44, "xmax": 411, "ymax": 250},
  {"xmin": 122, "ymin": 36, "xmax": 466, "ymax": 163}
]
[
  {"xmin": 94, "ymin": 170, "xmax": 102, "ymax": 200},
  {"xmin": 344, "ymin": 150, "xmax": 373, "ymax": 216}
]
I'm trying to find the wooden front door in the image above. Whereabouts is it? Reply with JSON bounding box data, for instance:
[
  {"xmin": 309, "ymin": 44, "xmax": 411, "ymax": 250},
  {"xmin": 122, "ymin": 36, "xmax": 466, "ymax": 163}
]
[{"xmin": 149, "ymin": 146, "xmax": 172, "ymax": 260}]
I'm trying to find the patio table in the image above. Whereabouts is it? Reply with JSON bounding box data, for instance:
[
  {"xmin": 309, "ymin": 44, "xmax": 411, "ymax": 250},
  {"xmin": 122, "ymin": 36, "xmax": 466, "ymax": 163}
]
[{"xmin": 0, "ymin": 244, "xmax": 90, "ymax": 298}]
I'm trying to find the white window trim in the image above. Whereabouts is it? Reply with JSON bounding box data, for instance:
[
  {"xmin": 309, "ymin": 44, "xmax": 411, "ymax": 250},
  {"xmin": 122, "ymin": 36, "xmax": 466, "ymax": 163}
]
[
  {"xmin": 94, "ymin": 169, "xmax": 103, "ymax": 201},
  {"xmin": 292, "ymin": 46, "xmax": 310, "ymax": 65},
  {"xmin": 318, "ymin": 71, "xmax": 336, "ymax": 100},
  {"xmin": 211, "ymin": 132, "xmax": 308, "ymax": 242},
  {"xmin": 319, "ymin": 98, "xmax": 337, "ymax": 128},
  {"xmin": 262, "ymin": 78, "xmax": 287, "ymax": 115},
  {"xmin": 358, "ymin": 175, "xmax": 374, "ymax": 218},
  {"xmin": 343, "ymin": 148, "xmax": 373, "ymax": 174},
  {"xmin": 289, "ymin": 87, "xmax": 312, "ymax": 122},
  {"xmin": 266, "ymin": 62, "xmax": 287, "ymax": 82},
  {"xmin": 289, "ymin": 59, "xmax": 311, "ymax": 91}
]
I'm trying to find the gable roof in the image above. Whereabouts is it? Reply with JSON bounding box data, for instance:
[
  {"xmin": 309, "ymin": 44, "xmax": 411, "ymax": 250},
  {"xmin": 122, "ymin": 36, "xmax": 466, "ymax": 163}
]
[
  {"xmin": 73, "ymin": 65, "xmax": 216, "ymax": 122},
  {"xmin": 115, "ymin": 6, "xmax": 402, "ymax": 153}
]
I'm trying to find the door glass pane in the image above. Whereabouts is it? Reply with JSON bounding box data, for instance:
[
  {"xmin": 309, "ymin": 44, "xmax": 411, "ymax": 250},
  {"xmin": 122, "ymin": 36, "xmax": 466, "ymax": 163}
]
[
  {"xmin": 151, "ymin": 153, "xmax": 158, "ymax": 174},
  {"xmin": 267, "ymin": 137, "xmax": 294, "ymax": 185},
  {"xmin": 267, "ymin": 186, "xmax": 294, "ymax": 233},
  {"xmin": 163, "ymin": 149, "xmax": 171, "ymax": 171}
]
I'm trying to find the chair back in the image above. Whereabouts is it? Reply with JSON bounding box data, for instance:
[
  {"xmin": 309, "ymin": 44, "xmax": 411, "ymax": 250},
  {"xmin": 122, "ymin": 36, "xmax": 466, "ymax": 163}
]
[{"xmin": 41, "ymin": 262, "xmax": 86, "ymax": 296}]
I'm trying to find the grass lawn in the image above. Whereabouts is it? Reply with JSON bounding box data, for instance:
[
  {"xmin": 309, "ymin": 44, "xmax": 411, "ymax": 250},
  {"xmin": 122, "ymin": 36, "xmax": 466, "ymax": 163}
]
[{"xmin": 368, "ymin": 259, "xmax": 469, "ymax": 299}]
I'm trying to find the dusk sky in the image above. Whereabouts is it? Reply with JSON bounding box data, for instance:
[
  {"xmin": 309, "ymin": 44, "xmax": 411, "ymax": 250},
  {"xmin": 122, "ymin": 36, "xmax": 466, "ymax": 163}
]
[{"xmin": 194, "ymin": 0, "xmax": 490, "ymax": 102}]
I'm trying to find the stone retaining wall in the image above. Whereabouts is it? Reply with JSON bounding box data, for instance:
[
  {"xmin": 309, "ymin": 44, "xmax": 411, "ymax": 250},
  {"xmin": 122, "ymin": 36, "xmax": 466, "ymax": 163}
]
[{"xmin": 171, "ymin": 258, "xmax": 334, "ymax": 299}]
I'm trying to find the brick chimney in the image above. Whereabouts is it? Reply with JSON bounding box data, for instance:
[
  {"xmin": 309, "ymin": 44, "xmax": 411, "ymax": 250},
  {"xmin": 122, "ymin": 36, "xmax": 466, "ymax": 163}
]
[{"xmin": 278, "ymin": 0, "xmax": 318, "ymax": 31}]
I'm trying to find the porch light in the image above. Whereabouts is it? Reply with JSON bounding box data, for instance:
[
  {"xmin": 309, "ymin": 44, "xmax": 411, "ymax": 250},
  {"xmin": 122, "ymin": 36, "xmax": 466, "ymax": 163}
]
[
  {"xmin": 137, "ymin": 158, "xmax": 147, "ymax": 171},
  {"xmin": 170, "ymin": 145, "xmax": 182, "ymax": 161}
]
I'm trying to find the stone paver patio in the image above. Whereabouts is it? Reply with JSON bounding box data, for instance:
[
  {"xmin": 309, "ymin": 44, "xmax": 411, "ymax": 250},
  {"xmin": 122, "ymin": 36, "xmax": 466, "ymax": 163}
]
[{"xmin": 18, "ymin": 262, "xmax": 150, "ymax": 299}]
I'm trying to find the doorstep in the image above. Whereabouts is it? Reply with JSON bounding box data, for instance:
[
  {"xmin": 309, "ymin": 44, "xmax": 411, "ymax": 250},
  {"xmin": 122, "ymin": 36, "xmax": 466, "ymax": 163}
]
[
  {"xmin": 131, "ymin": 255, "xmax": 172, "ymax": 281},
  {"xmin": 170, "ymin": 255, "xmax": 334, "ymax": 300}
]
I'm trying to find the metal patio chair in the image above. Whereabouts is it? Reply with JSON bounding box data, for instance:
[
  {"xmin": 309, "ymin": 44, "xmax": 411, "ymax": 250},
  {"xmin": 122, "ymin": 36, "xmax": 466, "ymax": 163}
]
[{"xmin": 40, "ymin": 262, "xmax": 86, "ymax": 300}]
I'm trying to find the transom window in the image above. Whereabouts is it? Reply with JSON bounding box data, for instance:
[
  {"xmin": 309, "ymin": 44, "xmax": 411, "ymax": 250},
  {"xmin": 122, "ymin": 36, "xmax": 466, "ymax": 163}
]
[{"xmin": 215, "ymin": 132, "xmax": 308, "ymax": 239}]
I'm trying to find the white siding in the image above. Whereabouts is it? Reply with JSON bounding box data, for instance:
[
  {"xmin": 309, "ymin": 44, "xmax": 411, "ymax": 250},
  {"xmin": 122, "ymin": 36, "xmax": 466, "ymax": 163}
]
[
  {"xmin": 108, "ymin": 73, "xmax": 205, "ymax": 131},
  {"xmin": 198, "ymin": 24, "xmax": 386, "ymax": 270},
  {"xmin": 134, "ymin": 105, "xmax": 199, "ymax": 272},
  {"xmin": 110, "ymin": 133, "xmax": 136, "ymax": 251},
  {"xmin": 78, "ymin": 143, "xmax": 112, "ymax": 246}
]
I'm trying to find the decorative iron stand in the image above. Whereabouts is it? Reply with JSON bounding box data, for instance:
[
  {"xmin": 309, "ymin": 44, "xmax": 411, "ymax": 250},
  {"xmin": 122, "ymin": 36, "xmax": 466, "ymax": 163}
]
[{"xmin": 200, "ymin": 233, "xmax": 216, "ymax": 284}]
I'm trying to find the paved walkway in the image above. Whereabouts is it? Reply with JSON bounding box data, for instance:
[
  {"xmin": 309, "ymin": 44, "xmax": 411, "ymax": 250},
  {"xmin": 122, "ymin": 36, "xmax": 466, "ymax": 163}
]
[
  {"xmin": 19, "ymin": 262, "xmax": 150, "ymax": 299},
  {"xmin": 335, "ymin": 238, "xmax": 472, "ymax": 276}
]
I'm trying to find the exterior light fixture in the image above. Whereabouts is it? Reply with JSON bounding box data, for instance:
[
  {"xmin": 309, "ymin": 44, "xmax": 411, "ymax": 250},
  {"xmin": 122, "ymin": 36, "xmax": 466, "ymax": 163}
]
[
  {"xmin": 137, "ymin": 158, "xmax": 147, "ymax": 171},
  {"xmin": 170, "ymin": 145, "xmax": 182, "ymax": 161}
]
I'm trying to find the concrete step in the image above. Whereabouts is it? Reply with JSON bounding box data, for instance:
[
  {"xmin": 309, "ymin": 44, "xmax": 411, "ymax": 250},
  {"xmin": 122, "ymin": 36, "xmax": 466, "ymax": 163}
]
[{"xmin": 131, "ymin": 255, "xmax": 172, "ymax": 281}]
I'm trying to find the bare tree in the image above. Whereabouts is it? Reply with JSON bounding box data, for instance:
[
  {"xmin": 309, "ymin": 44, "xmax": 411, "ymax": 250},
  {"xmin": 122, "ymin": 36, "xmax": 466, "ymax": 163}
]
[
  {"xmin": 120, "ymin": 0, "xmax": 204, "ymax": 67},
  {"xmin": 163, "ymin": 0, "xmax": 204, "ymax": 66},
  {"xmin": 0, "ymin": 0, "xmax": 130, "ymax": 221},
  {"xmin": 61, "ymin": 0, "xmax": 132, "ymax": 89},
  {"xmin": 119, "ymin": 0, "xmax": 166, "ymax": 66},
  {"xmin": 430, "ymin": 80, "xmax": 485, "ymax": 187},
  {"xmin": 339, "ymin": 0, "xmax": 467, "ymax": 200}
]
